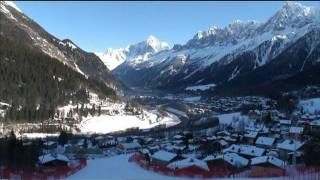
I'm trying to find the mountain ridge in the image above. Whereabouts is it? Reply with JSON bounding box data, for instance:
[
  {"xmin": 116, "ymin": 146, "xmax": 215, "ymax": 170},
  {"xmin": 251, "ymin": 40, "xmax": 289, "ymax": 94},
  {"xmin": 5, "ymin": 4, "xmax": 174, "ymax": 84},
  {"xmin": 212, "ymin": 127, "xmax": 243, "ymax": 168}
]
[{"xmin": 112, "ymin": 2, "xmax": 320, "ymax": 95}]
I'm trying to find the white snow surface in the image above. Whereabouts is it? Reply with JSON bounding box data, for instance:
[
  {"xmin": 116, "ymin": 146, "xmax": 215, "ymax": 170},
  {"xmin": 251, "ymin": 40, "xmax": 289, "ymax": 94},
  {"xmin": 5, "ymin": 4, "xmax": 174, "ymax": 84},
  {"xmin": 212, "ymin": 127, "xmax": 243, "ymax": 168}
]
[
  {"xmin": 21, "ymin": 133, "xmax": 59, "ymax": 139},
  {"xmin": 185, "ymin": 83, "xmax": 216, "ymax": 91},
  {"xmin": 79, "ymin": 110, "xmax": 180, "ymax": 134},
  {"xmin": 299, "ymin": 98, "xmax": 320, "ymax": 114},
  {"xmin": 68, "ymin": 154, "xmax": 182, "ymax": 179}
]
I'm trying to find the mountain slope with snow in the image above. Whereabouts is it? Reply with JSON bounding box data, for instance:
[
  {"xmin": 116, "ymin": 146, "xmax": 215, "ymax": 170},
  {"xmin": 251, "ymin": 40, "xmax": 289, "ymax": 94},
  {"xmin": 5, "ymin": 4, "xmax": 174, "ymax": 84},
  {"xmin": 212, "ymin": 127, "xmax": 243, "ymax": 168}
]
[
  {"xmin": 96, "ymin": 35, "xmax": 170, "ymax": 70},
  {"xmin": 0, "ymin": 1, "xmax": 123, "ymax": 90},
  {"xmin": 113, "ymin": 2, "xmax": 320, "ymax": 94}
]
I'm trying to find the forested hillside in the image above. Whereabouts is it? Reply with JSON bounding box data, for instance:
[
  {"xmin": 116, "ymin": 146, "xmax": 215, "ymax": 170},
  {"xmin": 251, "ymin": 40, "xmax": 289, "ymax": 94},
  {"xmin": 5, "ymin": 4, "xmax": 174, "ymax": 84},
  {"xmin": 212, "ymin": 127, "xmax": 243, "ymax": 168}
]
[{"xmin": 0, "ymin": 36, "xmax": 117, "ymax": 122}]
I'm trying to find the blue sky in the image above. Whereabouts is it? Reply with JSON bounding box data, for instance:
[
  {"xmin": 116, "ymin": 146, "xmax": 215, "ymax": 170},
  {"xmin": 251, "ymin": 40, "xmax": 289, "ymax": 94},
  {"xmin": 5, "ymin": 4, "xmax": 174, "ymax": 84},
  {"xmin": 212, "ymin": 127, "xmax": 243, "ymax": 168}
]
[{"xmin": 15, "ymin": 1, "xmax": 320, "ymax": 52}]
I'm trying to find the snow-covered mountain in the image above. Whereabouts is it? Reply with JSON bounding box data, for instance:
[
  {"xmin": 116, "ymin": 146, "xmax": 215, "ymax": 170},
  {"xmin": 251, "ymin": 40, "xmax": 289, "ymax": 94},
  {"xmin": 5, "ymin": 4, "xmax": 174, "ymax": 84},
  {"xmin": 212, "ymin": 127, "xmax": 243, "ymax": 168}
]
[
  {"xmin": 95, "ymin": 35, "xmax": 170, "ymax": 70},
  {"xmin": 113, "ymin": 2, "xmax": 320, "ymax": 94},
  {"xmin": 0, "ymin": 1, "xmax": 123, "ymax": 90}
]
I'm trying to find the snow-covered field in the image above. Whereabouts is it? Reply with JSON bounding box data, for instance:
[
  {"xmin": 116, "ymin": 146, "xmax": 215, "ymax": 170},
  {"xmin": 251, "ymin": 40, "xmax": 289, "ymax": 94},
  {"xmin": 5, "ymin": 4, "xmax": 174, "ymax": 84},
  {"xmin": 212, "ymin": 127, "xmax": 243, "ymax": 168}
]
[
  {"xmin": 183, "ymin": 96, "xmax": 201, "ymax": 102},
  {"xmin": 68, "ymin": 154, "xmax": 182, "ymax": 179},
  {"xmin": 299, "ymin": 98, "xmax": 320, "ymax": 114},
  {"xmin": 185, "ymin": 83, "xmax": 216, "ymax": 91},
  {"xmin": 20, "ymin": 133, "xmax": 59, "ymax": 139},
  {"xmin": 79, "ymin": 112, "xmax": 180, "ymax": 134}
]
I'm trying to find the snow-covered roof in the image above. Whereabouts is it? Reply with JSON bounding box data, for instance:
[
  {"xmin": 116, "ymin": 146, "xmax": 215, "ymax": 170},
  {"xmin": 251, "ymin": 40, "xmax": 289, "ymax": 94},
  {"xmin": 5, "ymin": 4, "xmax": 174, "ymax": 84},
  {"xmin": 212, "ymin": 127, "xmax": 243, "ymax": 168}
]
[
  {"xmin": 277, "ymin": 140, "xmax": 304, "ymax": 151},
  {"xmin": 120, "ymin": 141, "xmax": 141, "ymax": 149},
  {"xmin": 251, "ymin": 156, "xmax": 285, "ymax": 168},
  {"xmin": 207, "ymin": 136, "xmax": 217, "ymax": 141},
  {"xmin": 289, "ymin": 126, "xmax": 304, "ymax": 134},
  {"xmin": 310, "ymin": 120, "xmax": 320, "ymax": 126},
  {"xmin": 38, "ymin": 154, "xmax": 69, "ymax": 164},
  {"xmin": 140, "ymin": 148, "xmax": 150, "ymax": 154},
  {"xmin": 216, "ymin": 130, "xmax": 231, "ymax": 136},
  {"xmin": 95, "ymin": 136, "xmax": 104, "ymax": 140},
  {"xmin": 255, "ymin": 137, "xmax": 275, "ymax": 146},
  {"xmin": 203, "ymin": 153, "xmax": 249, "ymax": 168},
  {"xmin": 244, "ymin": 131, "xmax": 258, "ymax": 138},
  {"xmin": 223, "ymin": 144, "xmax": 265, "ymax": 157},
  {"xmin": 279, "ymin": 120, "xmax": 292, "ymax": 125},
  {"xmin": 173, "ymin": 135, "xmax": 184, "ymax": 139},
  {"xmin": 167, "ymin": 157, "xmax": 209, "ymax": 171},
  {"xmin": 151, "ymin": 150, "xmax": 177, "ymax": 162},
  {"xmin": 218, "ymin": 139, "xmax": 229, "ymax": 146},
  {"xmin": 44, "ymin": 141, "xmax": 57, "ymax": 146},
  {"xmin": 220, "ymin": 136, "xmax": 237, "ymax": 142}
]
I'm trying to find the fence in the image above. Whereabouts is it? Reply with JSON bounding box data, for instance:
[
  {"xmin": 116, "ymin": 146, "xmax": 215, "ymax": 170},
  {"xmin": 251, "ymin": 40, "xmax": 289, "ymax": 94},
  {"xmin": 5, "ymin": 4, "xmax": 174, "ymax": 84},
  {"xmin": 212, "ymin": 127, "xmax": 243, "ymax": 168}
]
[
  {"xmin": 129, "ymin": 153, "xmax": 320, "ymax": 179},
  {"xmin": 0, "ymin": 158, "xmax": 86, "ymax": 179}
]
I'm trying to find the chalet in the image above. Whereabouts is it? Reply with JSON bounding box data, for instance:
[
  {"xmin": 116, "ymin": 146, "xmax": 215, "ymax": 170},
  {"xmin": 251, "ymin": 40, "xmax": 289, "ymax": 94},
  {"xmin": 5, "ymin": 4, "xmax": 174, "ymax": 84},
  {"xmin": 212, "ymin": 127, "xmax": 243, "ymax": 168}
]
[
  {"xmin": 279, "ymin": 120, "xmax": 292, "ymax": 131},
  {"xmin": 149, "ymin": 145, "xmax": 160, "ymax": 154},
  {"xmin": 277, "ymin": 140, "xmax": 304, "ymax": 162},
  {"xmin": 255, "ymin": 137, "xmax": 275, "ymax": 148},
  {"xmin": 250, "ymin": 156, "xmax": 286, "ymax": 177},
  {"xmin": 216, "ymin": 130, "xmax": 231, "ymax": 137},
  {"xmin": 151, "ymin": 150, "xmax": 184, "ymax": 166},
  {"xmin": 223, "ymin": 144, "xmax": 265, "ymax": 159},
  {"xmin": 167, "ymin": 157, "xmax": 209, "ymax": 172},
  {"xmin": 289, "ymin": 126, "xmax": 304, "ymax": 139},
  {"xmin": 206, "ymin": 135, "xmax": 217, "ymax": 141},
  {"xmin": 204, "ymin": 153, "xmax": 249, "ymax": 170},
  {"xmin": 244, "ymin": 131, "xmax": 258, "ymax": 144},
  {"xmin": 38, "ymin": 154, "xmax": 69, "ymax": 167},
  {"xmin": 248, "ymin": 110, "xmax": 261, "ymax": 120},
  {"xmin": 220, "ymin": 136, "xmax": 237, "ymax": 143},
  {"xmin": 65, "ymin": 146, "xmax": 103, "ymax": 158},
  {"xmin": 43, "ymin": 141, "xmax": 57, "ymax": 149},
  {"xmin": 251, "ymin": 156, "xmax": 285, "ymax": 169},
  {"xmin": 116, "ymin": 140, "xmax": 142, "ymax": 153},
  {"xmin": 139, "ymin": 148, "xmax": 151, "ymax": 156},
  {"xmin": 218, "ymin": 139, "xmax": 229, "ymax": 148},
  {"xmin": 101, "ymin": 139, "xmax": 117, "ymax": 147},
  {"xmin": 310, "ymin": 120, "xmax": 320, "ymax": 131},
  {"xmin": 43, "ymin": 141, "xmax": 58, "ymax": 154}
]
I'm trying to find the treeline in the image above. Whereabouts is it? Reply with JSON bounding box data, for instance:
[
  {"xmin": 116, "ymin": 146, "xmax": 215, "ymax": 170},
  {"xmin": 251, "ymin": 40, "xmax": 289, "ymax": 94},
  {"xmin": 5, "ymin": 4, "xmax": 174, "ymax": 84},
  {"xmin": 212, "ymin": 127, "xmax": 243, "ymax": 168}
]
[{"xmin": 0, "ymin": 36, "xmax": 117, "ymax": 122}]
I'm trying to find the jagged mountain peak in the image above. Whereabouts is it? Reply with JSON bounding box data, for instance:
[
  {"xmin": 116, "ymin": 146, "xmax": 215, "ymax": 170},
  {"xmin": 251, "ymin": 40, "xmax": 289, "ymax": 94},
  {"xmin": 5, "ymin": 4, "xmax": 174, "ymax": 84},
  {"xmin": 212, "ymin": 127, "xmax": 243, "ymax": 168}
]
[
  {"xmin": 146, "ymin": 35, "xmax": 158, "ymax": 45},
  {"xmin": 261, "ymin": 1, "xmax": 316, "ymax": 32},
  {"xmin": 96, "ymin": 35, "xmax": 170, "ymax": 70}
]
